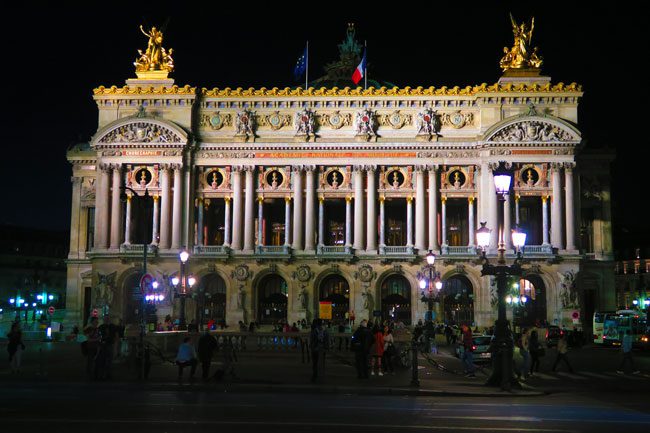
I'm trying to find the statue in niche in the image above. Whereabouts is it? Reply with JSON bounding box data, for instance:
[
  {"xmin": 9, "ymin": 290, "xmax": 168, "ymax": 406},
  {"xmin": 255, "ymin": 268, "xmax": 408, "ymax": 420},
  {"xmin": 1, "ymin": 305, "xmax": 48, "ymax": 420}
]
[
  {"xmin": 331, "ymin": 171, "xmax": 339, "ymax": 189},
  {"xmin": 526, "ymin": 169, "xmax": 535, "ymax": 187},
  {"xmin": 453, "ymin": 172, "xmax": 461, "ymax": 189},
  {"xmin": 271, "ymin": 171, "xmax": 279, "ymax": 189},
  {"xmin": 361, "ymin": 287, "xmax": 374, "ymax": 311},
  {"xmin": 392, "ymin": 171, "xmax": 400, "ymax": 189},
  {"xmin": 297, "ymin": 286, "xmax": 307, "ymax": 310},
  {"xmin": 236, "ymin": 285, "xmax": 245, "ymax": 310},
  {"xmin": 95, "ymin": 272, "xmax": 117, "ymax": 308}
]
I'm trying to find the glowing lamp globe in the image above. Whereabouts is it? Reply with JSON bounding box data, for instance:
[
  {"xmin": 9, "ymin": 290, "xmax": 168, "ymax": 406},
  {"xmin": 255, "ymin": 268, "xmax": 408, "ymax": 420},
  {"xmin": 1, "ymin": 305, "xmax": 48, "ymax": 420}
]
[{"xmin": 476, "ymin": 222, "xmax": 491, "ymax": 250}]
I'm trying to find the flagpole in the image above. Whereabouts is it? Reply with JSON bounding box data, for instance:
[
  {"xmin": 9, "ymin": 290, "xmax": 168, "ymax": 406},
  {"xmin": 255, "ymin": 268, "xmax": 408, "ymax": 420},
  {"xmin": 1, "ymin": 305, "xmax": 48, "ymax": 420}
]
[
  {"xmin": 306, "ymin": 40, "xmax": 309, "ymax": 89},
  {"xmin": 364, "ymin": 40, "xmax": 367, "ymax": 90}
]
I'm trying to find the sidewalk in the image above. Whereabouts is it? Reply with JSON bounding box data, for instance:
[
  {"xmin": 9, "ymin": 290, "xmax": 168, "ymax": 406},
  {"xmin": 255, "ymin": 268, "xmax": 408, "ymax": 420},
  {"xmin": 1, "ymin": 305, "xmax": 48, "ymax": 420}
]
[{"xmin": 0, "ymin": 341, "xmax": 544, "ymax": 397}]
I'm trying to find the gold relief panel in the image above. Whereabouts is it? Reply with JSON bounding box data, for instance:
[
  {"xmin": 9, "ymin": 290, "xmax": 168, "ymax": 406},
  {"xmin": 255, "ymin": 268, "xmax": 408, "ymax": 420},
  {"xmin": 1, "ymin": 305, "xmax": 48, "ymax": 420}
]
[
  {"xmin": 378, "ymin": 110, "xmax": 412, "ymax": 129},
  {"xmin": 515, "ymin": 163, "xmax": 548, "ymax": 189},
  {"xmin": 441, "ymin": 165, "xmax": 475, "ymax": 190},
  {"xmin": 203, "ymin": 167, "xmax": 229, "ymax": 190},
  {"xmin": 380, "ymin": 166, "xmax": 410, "ymax": 190},
  {"xmin": 317, "ymin": 111, "xmax": 352, "ymax": 130},
  {"xmin": 440, "ymin": 111, "xmax": 475, "ymax": 129},
  {"xmin": 199, "ymin": 112, "xmax": 233, "ymax": 130},
  {"xmin": 126, "ymin": 165, "xmax": 156, "ymax": 189},
  {"xmin": 321, "ymin": 166, "xmax": 351, "ymax": 190},
  {"xmin": 257, "ymin": 112, "xmax": 292, "ymax": 131},
  {"xmin": 259, "ymin": 166, "xmax": 289, "ymax": 190}
]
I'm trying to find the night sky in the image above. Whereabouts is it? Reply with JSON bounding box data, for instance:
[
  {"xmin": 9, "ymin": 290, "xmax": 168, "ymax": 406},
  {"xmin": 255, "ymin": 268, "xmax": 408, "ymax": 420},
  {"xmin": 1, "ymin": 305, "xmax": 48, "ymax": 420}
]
[{"xmin": 1, "ymin": 1, "xmax": 645, "ymax": 258}]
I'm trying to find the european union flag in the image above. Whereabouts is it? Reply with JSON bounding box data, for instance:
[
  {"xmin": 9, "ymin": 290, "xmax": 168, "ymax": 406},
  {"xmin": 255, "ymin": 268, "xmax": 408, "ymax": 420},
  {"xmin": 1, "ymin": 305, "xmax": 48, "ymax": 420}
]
[{"xmin": 293, "ymin": 46, "xmax": 307, "ymax": 81}]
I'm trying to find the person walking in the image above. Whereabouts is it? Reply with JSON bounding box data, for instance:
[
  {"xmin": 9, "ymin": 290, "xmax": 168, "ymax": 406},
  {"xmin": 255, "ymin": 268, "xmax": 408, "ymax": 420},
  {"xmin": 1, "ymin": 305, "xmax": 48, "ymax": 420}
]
[
  {"xmin": 371, "ymin": 324, "xmax": 384, "ymax": 376},
  {"xmin": 461, "ymin": 325, "xmax": 476, "ymax": 378},
  {"xmin": 309, "ymin": 318, "xmax": 329, "ymax": 382},
  {"xmin": 529, "ymin": 330, "xmax": 542, "ymax": 376},
  {"xmin": 519, "ymin": 328, "xmax": 530, "ymax": 380},
  {"xmin": 175, "ymin": 337, "xmax": 198, "ymax": 380},
  {"xmin": 382, "ymin": 326, "xmax": 395, "ymax": 375},
  {"xmin": 197, "ymin": 330, "xmax": 218, "ymax": 380},
  {"xmin": 617, "ymin": 329, "xmax": 640, "ymax": 375},
  {"xmin": 82, "ymin": 316, "xmax": 100, "ymax": 379},
  {"xmin": 351, "ymin": 319, "xmax": 371, "ymax": 379},
  {"xmin": 551, "ymin": 333, "xmax": 573, "ymax": 373},
  {"xmin": 7, "ymin": 322, "xmax": 25, "ymax": 374}
]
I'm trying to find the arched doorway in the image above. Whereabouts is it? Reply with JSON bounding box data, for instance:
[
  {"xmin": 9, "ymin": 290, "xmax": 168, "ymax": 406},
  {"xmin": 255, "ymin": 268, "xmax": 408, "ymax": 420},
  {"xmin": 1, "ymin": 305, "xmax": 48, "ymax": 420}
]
[
  {"xmin": 200, "ymin": 273, "xmax": 227, "ymax": 328},
  {"xmin": 257, "ymin": 274, "xmax": 288, "ymax": 325},
  {"xmin": 514, "ymin": 275, "xmax": 547, "ymax": 327},
  {"xmin": 319, "ymin": 275, "xmax": 349, "ymax": 322},
  {"xmin": 380, "ymin": 275, "xmax": 411, "ymax": 325},
  {"xmin": 441, "ymin": 275, "xmax": 474, "ymax": 326},
  {"xmin": 122, "ymin": 272, "xmax": 156, "ymax": 325}
]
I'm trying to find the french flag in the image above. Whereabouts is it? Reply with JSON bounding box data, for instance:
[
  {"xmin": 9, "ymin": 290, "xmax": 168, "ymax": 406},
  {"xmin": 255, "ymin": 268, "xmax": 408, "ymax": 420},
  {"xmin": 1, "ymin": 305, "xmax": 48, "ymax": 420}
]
[{"xmin": 352, "ymin": 48, "xmax": 366, "ymax": 85}]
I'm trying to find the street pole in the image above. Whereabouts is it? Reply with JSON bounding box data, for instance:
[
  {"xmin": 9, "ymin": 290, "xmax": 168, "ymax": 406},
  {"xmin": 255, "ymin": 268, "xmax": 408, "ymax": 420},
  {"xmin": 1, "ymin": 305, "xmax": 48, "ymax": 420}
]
[{"xmin": 179, "ymin": 259, "xmax": 186, "ymax": 330}]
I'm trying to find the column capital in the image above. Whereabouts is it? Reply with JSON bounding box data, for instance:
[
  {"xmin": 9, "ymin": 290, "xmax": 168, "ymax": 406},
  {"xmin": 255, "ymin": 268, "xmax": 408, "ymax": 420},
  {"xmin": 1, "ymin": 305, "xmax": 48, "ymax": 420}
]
[
  {"xmin": 345, "ymin": 196, "xmax": 352, "ymax": 203},
  {"xmin": 379, "ymin": 195, "xmax": 385, "ymax": 202},
  {"xmin": 365, "ymin": 164, "xmax": 377, "ymax": 173},
  {"xmin": 468, "ymin": 196, "xmax": 475, "ymax": 204},
  {"xmin": 153, "ymin": 195, "xmax": 159, "ymax": 202},
  {"xmin": 70, "ymin": 176, "xmax": 82, "ymax": 185},
  {"xmin": 285, "ymin": 196, "xmax": 292, "ymax": 203},
  {"xmin": 243, "ymin": 165, "xmax": 256, "ymax": 173},
  {"xmin": 292, "ymin": 165, "xmax": 304, "ymax": 173},
  {"xmin": 542, "ymin": 195, "xmax": 549, "ymax": 203},
  {"xmin": 224, "ymin": 196, "xmax": 231, "ymax": 203},
  {"xmin": 514, "ymin": 194, "xmax": 520, "ymax": 202},
  {"xmin": 550, "ymin": 162, "xmax": 563, "ymax": 172},
  {"xmin": 98, "ymin": 162, "xmax": 111, "ymax": 173},
  {"xmin": 159, "ymin": 163, "xmax": 171, "ymax": 171},
  {"xmin": 425, "ymin": 164, "xmax": 438, "ymax": 172},
  {"xmin": 353, "ymin": 165, "xmax": 365, "ymax": 173},
  {"xmin": 564, "ymin": 162, "xmax": 576, "ymax": 172},
  {"xmin": 441, "ymin": 196, "xmax": 447, "ymax": 203},
  {"xmin": 109, "ymin": 163, "xmax": 122, "ymax": 171},
  {"xmin": 232, "ymin": 165, "xmax": 244, "ymax": 173},
  {"xmin": 488, "ymin": 161, "xmax": 512, "ymax": 172},
  {"xmin": 415, "ymin": 164, "xmax": 428, "ymax": 173},
  {"xmin": 170, "ymin": 163, "xmax": 183, "ymax": 171},
  {"xmin": 258, "ymin": 196, "xmax": 264, "ymax": 203},
  {"xmin": 318, "ymin": 196, "xmax": 324, "ymax": 204},
  {"xmin": 406, "ymin": 196, "xmax": 413, "ymax": 203},
  {"xmin": 304, "ymin": 164, "xmax": 317, "ymax": 173}
]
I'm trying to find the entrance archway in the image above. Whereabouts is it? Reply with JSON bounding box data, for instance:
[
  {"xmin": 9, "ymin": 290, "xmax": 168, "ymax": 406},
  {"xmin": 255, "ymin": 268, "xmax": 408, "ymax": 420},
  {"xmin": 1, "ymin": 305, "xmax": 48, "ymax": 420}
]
[
  {"xmin": 380, "ymin": 274, "xmax": 411, "ymax": 325},
  {"xmin": 514, "ymin": 275, "xmax": 547, "ymax": 327},
  {"xmin": 200, "ymin": 273, "xmax": 227, "ymax": 328},
  {"xmin": 257, "ymin": 274, "xmax": 288, "ymax": 325},
  {"xmin": 441, "ymin": 275, "xmax": 474, "ymax": 325},
  {"xmin": 319, "ymin": 275, "xmax": 349, "ymax": 322},
  {"xmin": 122, "ymin": 272, "xmax": 155, "ymax": 325}
]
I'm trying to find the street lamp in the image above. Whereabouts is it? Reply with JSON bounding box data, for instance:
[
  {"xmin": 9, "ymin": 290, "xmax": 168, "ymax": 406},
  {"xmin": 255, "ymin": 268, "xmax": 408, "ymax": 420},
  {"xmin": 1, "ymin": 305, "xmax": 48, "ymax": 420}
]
[
  {"xmin": 418, "ymin": 250, "xmax": 443, "ymax": 321},
  {"xmin": 476, "ymin": 161, "xmax": 526, "ymax": 391},
  {"xmin": 172, "ymin": 248, "xmax": 196, "ymax": 330}
]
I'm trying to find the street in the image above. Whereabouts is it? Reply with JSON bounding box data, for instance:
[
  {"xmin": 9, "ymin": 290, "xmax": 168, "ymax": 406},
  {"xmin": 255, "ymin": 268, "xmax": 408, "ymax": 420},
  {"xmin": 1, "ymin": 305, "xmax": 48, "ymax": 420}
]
[{"xmin": 1, "ymin": 338, "xmax": 650, "ymax": 432}]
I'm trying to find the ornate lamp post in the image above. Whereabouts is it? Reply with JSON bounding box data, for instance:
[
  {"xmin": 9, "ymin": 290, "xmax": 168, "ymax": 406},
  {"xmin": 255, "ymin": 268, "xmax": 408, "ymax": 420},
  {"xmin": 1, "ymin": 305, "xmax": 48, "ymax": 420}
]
[
  {"xmin": 418, "ymin": 250, "xmax": 443, "ymax": 321},
  {"xmin": 171, "ymin": 248, "xmax": 196, "ymax": 330},
  {"xmin": 476, "ymin": 161, "xmax": 527, "ymax": 391}
]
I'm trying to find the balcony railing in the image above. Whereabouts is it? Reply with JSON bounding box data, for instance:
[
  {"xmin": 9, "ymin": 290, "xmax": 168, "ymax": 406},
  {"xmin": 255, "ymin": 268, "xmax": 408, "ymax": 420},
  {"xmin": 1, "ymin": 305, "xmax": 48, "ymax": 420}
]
[
  {"xmin": 380, "ymin": 245, "xmax": 415, "ymax": 255},
  {"xmin": 441, "ymin": 245, "xmax": 477, "ymax": 255},
  {"xmin": 193, "ymin": 245, "xmax": 230, "ymax": 256},
  {"xmin": 522, "ymin": 245, "xmax": 553, "ymax": 255},
  {"xmin": 256, "ymin": 245, "xmax": 291, "ymax": 255},
  {"xmin": 317, "ymin": 245, "xmax": 352, "ymax": 255},
  {"xmin": 119, "ymin": 244, "xmax": 158, "ymax": 254}
]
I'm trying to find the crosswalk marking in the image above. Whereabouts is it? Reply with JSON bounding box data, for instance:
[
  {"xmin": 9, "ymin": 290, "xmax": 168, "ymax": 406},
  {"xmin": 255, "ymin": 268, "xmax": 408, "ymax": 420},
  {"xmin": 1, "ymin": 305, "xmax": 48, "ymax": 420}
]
[{"xmin": 555, "ymin": 372, "xmax": 587, "ymax": 380}]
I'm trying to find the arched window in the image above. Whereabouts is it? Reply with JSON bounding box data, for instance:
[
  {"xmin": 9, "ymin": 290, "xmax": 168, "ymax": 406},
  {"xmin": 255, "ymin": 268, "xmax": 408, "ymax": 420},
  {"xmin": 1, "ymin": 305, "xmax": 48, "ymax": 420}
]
[
  {"xmin": 257, "ymin": 274, "xmax": 288, "ymax": 325},
  {"xmin": 380, "ymin": 275, "xmax": 411, "ymax": 325},
  {"xmin": 200, "ymin": 273, "xmax": 227, "ymax": 328},
  {"xmin": 319, "ymin": 275, "xmax": 350, "ymax": 321},
  {"xmin": 441, "ymin": 275, "xmax": 474, "ymax": 326}
]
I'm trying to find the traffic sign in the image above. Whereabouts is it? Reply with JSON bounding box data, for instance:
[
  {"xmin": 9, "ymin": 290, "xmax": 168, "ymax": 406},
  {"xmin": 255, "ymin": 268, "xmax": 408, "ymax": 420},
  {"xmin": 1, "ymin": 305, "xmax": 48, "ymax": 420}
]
[
  {"xmin": 48, "ymin": 306, "xmax": 55, "ymax": 315},
  {"xmin": 571, "ymin": 310, "xmax": 580, "ymax": 320},
  {"xmin": 92, "ymin": 308, "xmax": 99, "ymax": 317},
  {"xmin": 139, "ymin": 273, "xmax": 154, "ymax": 293}
]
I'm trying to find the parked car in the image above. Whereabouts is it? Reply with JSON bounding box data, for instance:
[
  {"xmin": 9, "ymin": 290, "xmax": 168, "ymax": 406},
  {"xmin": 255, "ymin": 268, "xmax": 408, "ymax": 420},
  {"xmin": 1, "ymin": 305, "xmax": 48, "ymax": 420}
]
[
  {"xmin": 455, "ymin": 335, "xmax": 493, "ymax": 363},
  {"xmin": 545, "ymin": 326, "xmax": 563, "ymax": 347}
]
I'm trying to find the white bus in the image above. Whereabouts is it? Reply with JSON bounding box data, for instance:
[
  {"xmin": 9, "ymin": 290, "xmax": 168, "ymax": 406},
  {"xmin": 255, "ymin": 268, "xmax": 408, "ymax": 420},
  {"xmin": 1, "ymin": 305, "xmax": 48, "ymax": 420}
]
[{"xmin": 594, "ymin": 310, "xmax": 648, "ymax": 346}]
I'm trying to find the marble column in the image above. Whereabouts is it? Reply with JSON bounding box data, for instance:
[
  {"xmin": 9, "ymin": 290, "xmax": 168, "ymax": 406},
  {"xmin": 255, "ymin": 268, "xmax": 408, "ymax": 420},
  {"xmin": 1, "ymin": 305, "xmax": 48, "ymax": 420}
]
[
  {"xmin": 441, "ymin": 197, "xmax": 447, "ymax": 246},
  {"xmin": 551, "ymin": 163, "xmax": 563, "ymax": 249},
  {"xmin": 257, "ymin": 197, "xmax": 264, "ymax": 247},
  {"xmin": 353, "ymin": 166, "xmax": 365, "ymax": 250},
  {"xmin": 171, "ymin": 164, "xmax": 183, "ymax": 250},
  {"xmin": 109, "ymin": 165, "xmax": 122, "ymax": 249},
  {"xmin": 124, "ymin": 195, "xmax": 132, "ymax": 245},
  {"xmin": 318, "ymin": 197, "xmax": 325, "ymax": 247},
  {"xmin": 223, "ymin": 197, "xmax": 231, "ymax": 247},
  {"xmin": 428, "ymin": 166, "xmax": 438, "ymax": 251},
  {"xmin": 564, "ymin": 163, "xmax": 576, "ymax": 251},
  {"xmin": 504, "ymin": 193, "xmax": 512, "ymax": 251},
  {"xmin": 542, "ymin": 196, "xmax": 550, "ymax": 246},
  {"xmin": 197, "ymin": 198, "xmax": 204, "ymax": 246},
  {"xmin": 284, "ymin": 197, "xmax": 291, "ymax": 246},
  {"xmin": 96, "ymin": 164, "xmax": 111, "ymax": 249},
  {"xmin": 415, "ymin": 166, "xmax": 426, "ymax": 252},
  {"xmin": 468, "ymin": 197, "xmax": 475, "ymax": 247},
  {"xmin": 304, "ymin": 166, "xmax": 316, "ymax": 251},
  {"xmin": 152, "ymin": 195, "xmax": 160, "ymax": 245},
  {"xmin": 488, "ymin": 164, "xmax": 498, "ymax": 250},
  {"xmin": 292, "ymin": 166, "xmax": 304, "ymax": 250},
  {"xmin": 231, "ymin": 167, "xmax": 243, "ymax": 250},
  {"xmin": 379, "ymin": 197, "xmax": 386, "ymax": 248},
  {"xmin": 406, "ymin": 197, "xmax": 413, "ymax": 247},
  {"xmin": 159, "ymin": 165, "xmax": 171, "ymax": 249},
  {"xmin": 345, "ymin": 196, "xmax": 352, "ymax": 247},
  {"xmin": 515, "ymin": 195, "xmax": 520, "ymax": 225},
  {"xmin": 366, "ymin": 166, "xmax": 377, "ymax": 252},
  {"xmin": 243, "ymin": 166, "xmax": 255, "ymax": 252}
]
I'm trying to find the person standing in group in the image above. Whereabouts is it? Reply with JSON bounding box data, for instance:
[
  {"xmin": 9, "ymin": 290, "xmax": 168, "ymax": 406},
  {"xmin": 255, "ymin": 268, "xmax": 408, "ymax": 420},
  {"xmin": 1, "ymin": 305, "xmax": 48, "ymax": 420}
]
[
  {"xmin": 529, "ymin": 330, "xmax": 542, "ymax": 376},
  {"xmin": 351, "ymin": 319, "xmax": 371, "ymax": 379},
  {"xmin": 309, "ymin": 319, "xmax": 329, "ymax": 382},
  {"xmin": 96, "ymin": 315, "xmax": 118, "ymax": 380},
  {"xmin": 461, "ymin": 325, "xmax": 476, "ymax": 378},
  {"xmin": 617, "ymin": 329, "xmax": 640, "ymax": 375},
  {"xmin": 7, "ymin": 322, "xmax": 25, "ymax": 374},
  {"xmin": 370, "ymin": 324, "xmax": 384, "ymax": 376},
  {"xmin": 552, "ymin": 333, "xmax": 573, "ymax": 373},
  {"xmin": 382, "ymin": 326, "xmax": 395, "ymax": 375},
  {"xmin": 175, "ymin": 337, "xmax": 198, "ymax": 380},
  {"xmin": 197, "ymin": 330, "xmax": 218, "ymax": 380},
  {"xmin": 82, "ymin": 316, "xmax": 100, "ymax": 379},
  {"xmin": 519, "ymin": 328, "xmax": 530, "ymax": 380}
]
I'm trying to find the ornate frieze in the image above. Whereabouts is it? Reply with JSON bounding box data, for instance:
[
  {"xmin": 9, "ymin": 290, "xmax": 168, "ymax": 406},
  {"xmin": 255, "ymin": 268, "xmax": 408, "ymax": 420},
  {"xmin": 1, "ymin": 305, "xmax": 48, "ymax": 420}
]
[
  {"xmin": 440, "ymin": 165, "xmax": 476, "ymax": 191},
  {"xmin": 199, "ymin": 111, "xmax": 233, "ymax": 130},
  {"xmin": 378, "ymin": 110, "xmax": 412, "ymax": 129},
  {"xmin": 257, "ymin": 111, "xmax": 292, "ymax": 130},
  {"xmin": 416, "ymin": 150, "xmax": 480, "ymax": 158},
  {"xmin": 294, "ymin": 108, "xmax": 316, "ymax": 137},
  {"xmin": 235, "ymin": 110, "xmax": 255, "ymax": 137},
  {"xmin": 440, "ymin": 111, "xmax": 474, "ymax": 129},
  {"xmin": 489, "ymin": 120, "xmax": 577, "ymax": 142},
  {"xmin": 318, "ymin": 111, "xmax": 352, "ymax": 129},
  {"xmin": 416, "ymin": 108, "xmax": 441, "ymax": 139},
  {"xmin": 354, "ymin": 109, "xmax": 377, "ymax": 139},
  {"xmin": 98, "ymin": 122, "xmax": 183, "ymax": 144}
]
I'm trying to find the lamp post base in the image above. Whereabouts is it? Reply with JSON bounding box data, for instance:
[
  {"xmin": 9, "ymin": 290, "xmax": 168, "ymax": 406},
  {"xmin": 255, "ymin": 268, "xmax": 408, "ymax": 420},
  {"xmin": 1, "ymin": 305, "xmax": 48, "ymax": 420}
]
[{"xmin": 485, "ymin": 319, "xmax": 522, "ymax": 391}]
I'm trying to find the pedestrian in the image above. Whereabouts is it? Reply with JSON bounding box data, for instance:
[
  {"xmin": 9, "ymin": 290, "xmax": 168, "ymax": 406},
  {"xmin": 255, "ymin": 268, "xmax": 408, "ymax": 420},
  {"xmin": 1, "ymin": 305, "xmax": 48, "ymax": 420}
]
[
  {"xmin": 351, "ymin": 319, "xmax": 371, "ymax": 379},
  {"xmin": 187, "ymin": 319, "xmax": 199, "ymax": 333},
  {"xmin": 7, "ymin": 322, "xmax": 25, "ymax": 374},
  {"xmin": 529, "ymin": 330, "xmax": 542, "ymax": 376},
  {"xmin": 617, "ymin": 329, "xmax": 640, "ymax": 375},
  {"xmin": 461, "ymin": 325, "xmax": 476, "ymax": 378},
  {"xmin": 96, "ymin": 314, "xmax": 118, "ymax": 379},
  {"xmin": 175, "ymin": 337, "xmax": 198, "ymax": 379},
  {"xmin": 444, "ymin": 324, "xmax": 453, "ymax": 346},
  {"xmin": 551, "ymin": 333, "xmax": 573, "ymax": 373},
  {"xmin": 519, "ymin": 328, "xmax": 530, "ymax": 380},
  {"xmin": 382, "ymin": 326, "xmax": 395, "ymax": 375},
  {"xmin": 82, "ymin": 317, "xmax": 100, "ymax": 379},
  {"xmin": 371, "ymin": 324, "xmax": 384, "ymax": 376},
  {"xmin": 309, "ymin": 318, "xmax": 329, "ymax": 382},
  {"xmin": 197, "ymin": 330, "xmax": 218, "ymax": 380}
]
